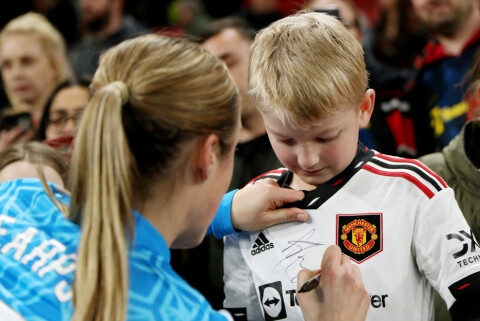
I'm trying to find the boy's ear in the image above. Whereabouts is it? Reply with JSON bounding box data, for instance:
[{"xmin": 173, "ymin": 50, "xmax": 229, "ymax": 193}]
[
  {"xmin": 196, "ymin": 134, "xmax": 220, "ymax": 182},
  {"xmin": 359, "ymin": 89, "xmax": 375, "ymax": 128}
]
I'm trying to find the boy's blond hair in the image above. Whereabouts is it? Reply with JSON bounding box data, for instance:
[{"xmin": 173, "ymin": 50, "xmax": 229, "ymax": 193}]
[{"xmin": 249, "ymin": 11, "xmax": 368, "ymax": 128}]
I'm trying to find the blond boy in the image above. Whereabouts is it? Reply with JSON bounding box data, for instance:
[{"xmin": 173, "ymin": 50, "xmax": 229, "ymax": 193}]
[{"xmin": 223, "ymin": 12, "xmax": 480, "ymax": 321}]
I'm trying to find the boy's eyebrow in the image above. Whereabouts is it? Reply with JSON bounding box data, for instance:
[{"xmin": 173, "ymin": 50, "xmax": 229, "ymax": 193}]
[
  {"xmin": 268, "ymin": 125, "xmax": 337, "ymax": 138},
  {"xmin": 266, "ymin": 127, "xmax": 290, "ymax": 138}
]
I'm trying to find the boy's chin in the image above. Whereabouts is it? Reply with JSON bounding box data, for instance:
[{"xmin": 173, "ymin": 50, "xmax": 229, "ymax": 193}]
[{"xmin": 293, "ymin": 172, "xmax": 331, "ymax": 190}]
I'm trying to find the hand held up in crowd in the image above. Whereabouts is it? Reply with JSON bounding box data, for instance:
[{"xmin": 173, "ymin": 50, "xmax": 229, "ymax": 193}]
[
  {"xmin": 0, "ymin": 127, "xmax": 35, "ymax": 152},
  {"xmin": 297, "ymin": 245, "xmax": 370, "ymax": 321},
  {"xmin": 230, "ymin": 178, "xmax": 309, "ymax": 231}
]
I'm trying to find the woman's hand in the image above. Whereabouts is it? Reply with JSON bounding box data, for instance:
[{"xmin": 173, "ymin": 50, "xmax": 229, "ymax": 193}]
[
  {"xmin": 230, "ymin": 178, "xmax": 308, "ymax": 231},
  {"xmin": 297, "ymin": 245, "xmax": 370, "ymax": 321}
]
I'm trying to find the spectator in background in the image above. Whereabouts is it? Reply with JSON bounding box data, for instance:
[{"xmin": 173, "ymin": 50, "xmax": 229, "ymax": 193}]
[
  {"xmin": 0, "ymin": 141, "xmax": 70, "ymax": 222},
  {"xmin": 408, "ymin": 0, "xmax": 480, "ymax": 156},
  {"xmin": 0, "ymin": 12, "xmax": 73, "ymax": 151},
  {"xmin": 198, "ymin": 17, "xmax": 282, "ymax": 191},
  {"xmin": 420, "ymin": 49, "xmax": 480, "ymax": 227},
  {"xmin": 366, "ymin": 0, "xmax": 426, "ymax": 70},
  {"xmin": 35, "ymin": 80, "xmax": 90, "ymax": 161},
  {"xmin": 69, "ymin": 0, "xmax": 149, "ymax": 82},
  {"xmin": 419, "ymin": 49, "xmax": 480, "ymax": 321},
  {"xmin": 0, "ymin": 141, "xmax": 68, "ymax": 189},
  {"xmin": 36, "ymin": 81, "xmax": 89, "ymax": 142},
  {"xmin": 422, "ymin": 121, "xmax": 480, "ymax": 321},
  {"xmin": 359, "ymin": 0, "xmax": 428, "ymax": 158}
]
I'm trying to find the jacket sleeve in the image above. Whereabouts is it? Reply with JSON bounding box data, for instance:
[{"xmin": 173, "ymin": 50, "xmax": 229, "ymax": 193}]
[{"xmin": 223, "ymin": 232, "xmax": 265, "ymax": 321}]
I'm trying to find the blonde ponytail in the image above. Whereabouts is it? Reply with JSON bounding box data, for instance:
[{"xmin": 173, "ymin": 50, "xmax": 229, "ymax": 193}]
[
  {"xmin": 68, "ymin": 34, "xmax": 238, "ymax": 321},
  {"xmin": 70, "ymin": 83, "xmax": 135, "ymax": 321}
]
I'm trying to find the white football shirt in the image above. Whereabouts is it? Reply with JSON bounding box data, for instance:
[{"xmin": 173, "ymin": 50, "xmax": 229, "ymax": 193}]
[{"xmin": 223, "ymin": 146, "xmax": 480, "ymax": 321}]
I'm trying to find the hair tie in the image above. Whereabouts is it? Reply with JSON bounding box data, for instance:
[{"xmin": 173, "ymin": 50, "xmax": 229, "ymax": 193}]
[{"xmin": 109, "ymin": 81, "xmax": 130, "ymax": 105}]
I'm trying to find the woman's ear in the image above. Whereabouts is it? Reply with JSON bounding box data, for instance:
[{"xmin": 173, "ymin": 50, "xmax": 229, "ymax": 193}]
[
  {"xmin": 359, "ymin": 88, "xmax": 375, "ymax": 128},
  {"xmin": 196, "ymin": 134, "xmax": 220, "ymax": 182}
]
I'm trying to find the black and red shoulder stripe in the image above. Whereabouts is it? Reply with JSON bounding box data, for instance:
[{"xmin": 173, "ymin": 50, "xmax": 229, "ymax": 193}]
[
  {"xmin": 246, "ymin": 168, "xmax": 287, "ymax": 186},
  {"xmin": 363, "ymin": 153, "xmax": 448, "ymax": 199}
]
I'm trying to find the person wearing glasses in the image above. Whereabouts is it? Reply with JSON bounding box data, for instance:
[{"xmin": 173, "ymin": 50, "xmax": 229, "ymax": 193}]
[
  {"xmin": 37, "ymin": 81, "xmax": 89, "ymax": 142},
  {"xmin": 34, "ymin": 81, "xmax": 89, "ymax": 160}
]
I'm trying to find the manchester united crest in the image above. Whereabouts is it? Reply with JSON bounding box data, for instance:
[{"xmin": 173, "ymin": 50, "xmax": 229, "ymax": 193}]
[{"xmin": 336, "ymin": 213, "xmax": 383, "ymax": 263}]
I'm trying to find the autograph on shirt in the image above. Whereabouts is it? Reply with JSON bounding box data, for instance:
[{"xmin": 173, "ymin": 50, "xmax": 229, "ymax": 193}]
[{"xmin": 272, "ymin": 228, "xmax": 323, "ymax": 283}]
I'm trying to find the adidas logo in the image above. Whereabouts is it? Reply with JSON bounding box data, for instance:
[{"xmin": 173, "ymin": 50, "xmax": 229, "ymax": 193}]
[{"xmin": 251, "ymin": 232, "xmax": 275, "ymax": 256}]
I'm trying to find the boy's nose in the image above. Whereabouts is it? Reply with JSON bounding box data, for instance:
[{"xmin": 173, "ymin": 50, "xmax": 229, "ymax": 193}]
[{"xmin": 297, "ymin": 148, "xmax": 319, "ymax": 170}]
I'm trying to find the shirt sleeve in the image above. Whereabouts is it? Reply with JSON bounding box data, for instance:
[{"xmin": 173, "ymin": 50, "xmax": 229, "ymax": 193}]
[
  {"xmin": 223, "ymin": 232, "xmax": 265, "ymax": 321},
  {"xmin": 413, "ymin": 188, "xmax": 480, "ymax": 308},
  {"xmin": 207, "ymin": 190, "xmax": 238, "ymax": 239},
  {"xmin": 448, "ymin": 282, "xmax": 480, "ymax": 320}
]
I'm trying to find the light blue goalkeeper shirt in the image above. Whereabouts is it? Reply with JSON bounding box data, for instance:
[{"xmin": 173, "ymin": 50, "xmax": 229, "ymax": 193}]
[{"xmin": 0, "ymin": 178, "xmax": 236, "ymax": 321}]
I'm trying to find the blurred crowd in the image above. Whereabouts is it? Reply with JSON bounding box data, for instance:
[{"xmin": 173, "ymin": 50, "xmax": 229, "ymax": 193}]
[{"xmin": 0, "ymin": 0, "xmax": 478, "ymax": 320}]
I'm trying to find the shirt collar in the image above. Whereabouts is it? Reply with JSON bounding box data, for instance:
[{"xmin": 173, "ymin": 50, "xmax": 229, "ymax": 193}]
[
  {"xmin": 132, "ymin": 210, "xmax": 170, "ymax": 263},
  {"xmin": 278, "ymin": 143, "xmax": 373, "ymax": 209}
]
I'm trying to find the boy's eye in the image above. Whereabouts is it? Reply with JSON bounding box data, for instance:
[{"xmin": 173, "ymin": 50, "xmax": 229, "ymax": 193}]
[
  {"xmin": 316, "ymin": 135, "xmax": 337, "ymax": 143},
  {"xmin": 281, "ymin": 139, "xmax": 296, "ymax": 146}
]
